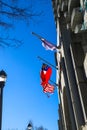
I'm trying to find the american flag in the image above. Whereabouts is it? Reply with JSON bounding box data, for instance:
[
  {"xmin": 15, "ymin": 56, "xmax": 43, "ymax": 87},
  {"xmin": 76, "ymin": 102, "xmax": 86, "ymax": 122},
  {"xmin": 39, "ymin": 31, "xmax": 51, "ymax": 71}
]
[
  {"xmin": 32, "ymin": 32, "xmax": 58, "ymax": 51},
  {"xmin": 43, "ymin": 83, "xmax": 54, "ymax": 93},
  {"xmin": 41, "ymin": 38, "xmax": 57, "ymax": 51}
]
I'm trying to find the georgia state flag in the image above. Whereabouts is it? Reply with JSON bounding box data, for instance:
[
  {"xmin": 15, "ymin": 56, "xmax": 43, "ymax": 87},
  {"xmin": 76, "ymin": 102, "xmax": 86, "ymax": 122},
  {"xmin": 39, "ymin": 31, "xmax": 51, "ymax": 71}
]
[{"xmin": 40, "ymin": 64, "xmax": 52, "ymax": 86}]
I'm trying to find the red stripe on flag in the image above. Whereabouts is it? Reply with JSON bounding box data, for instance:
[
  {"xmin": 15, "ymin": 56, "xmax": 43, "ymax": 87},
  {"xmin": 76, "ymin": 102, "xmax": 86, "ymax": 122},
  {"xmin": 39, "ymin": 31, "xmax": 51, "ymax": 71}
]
[{"xmin": 43, "ymin": 83, "xmax": 54, "ymax": 93}]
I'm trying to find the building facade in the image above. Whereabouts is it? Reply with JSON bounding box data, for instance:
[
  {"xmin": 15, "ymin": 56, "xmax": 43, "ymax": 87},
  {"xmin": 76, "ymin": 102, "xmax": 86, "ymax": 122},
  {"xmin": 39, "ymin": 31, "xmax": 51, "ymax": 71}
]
[{"xmin": 52, "ymin": 0, "xmax": 87, "ymax": 130}]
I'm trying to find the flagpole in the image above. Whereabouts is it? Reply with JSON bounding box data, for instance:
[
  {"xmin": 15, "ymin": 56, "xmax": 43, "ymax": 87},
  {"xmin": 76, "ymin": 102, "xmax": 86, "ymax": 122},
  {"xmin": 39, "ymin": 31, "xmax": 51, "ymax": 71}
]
[
  {"xmin": 32, "ymin": 32, "xmax": 60, "ymax": 49},
  {"xmin": 37, "ymin": 56, "xmax": 58, "ymax": 70},
  {"xmin": 50, "ymin": 80, "xmax": 58, "ymax": 86},
  {"xmin": 32, "ymin": 32, "xmax": 42, "ymax": 40}
]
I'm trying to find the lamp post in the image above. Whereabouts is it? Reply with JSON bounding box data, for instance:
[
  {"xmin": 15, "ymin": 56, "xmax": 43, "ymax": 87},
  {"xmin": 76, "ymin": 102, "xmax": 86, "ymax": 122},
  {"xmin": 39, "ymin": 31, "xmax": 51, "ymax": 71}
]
[
  {"xmin": 0, "ymin": 70, "xmax": 7, "ymax": 130},
  {"xmin": 27, "ymin": 123, "xmax": 33, "ymax": 130}
]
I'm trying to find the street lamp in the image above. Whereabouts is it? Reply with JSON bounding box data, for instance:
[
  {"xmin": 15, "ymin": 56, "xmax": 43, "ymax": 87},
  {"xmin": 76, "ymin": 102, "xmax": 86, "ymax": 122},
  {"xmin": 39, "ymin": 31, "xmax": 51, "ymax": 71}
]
[
  {"xmin": 27, "ymin": 123, "xmax": 33, "ymax": 130},
  {"xmin": 0, "ymin": 70, "xmax": 7, "ymax": 130}
]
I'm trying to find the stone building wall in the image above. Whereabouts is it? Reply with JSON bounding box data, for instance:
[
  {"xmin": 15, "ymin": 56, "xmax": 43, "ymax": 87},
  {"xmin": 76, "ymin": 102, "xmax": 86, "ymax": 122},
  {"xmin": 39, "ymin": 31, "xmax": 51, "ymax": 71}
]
[{"xmin": 52, "ymin": 0, "xmax": 87, "ymax": 130}]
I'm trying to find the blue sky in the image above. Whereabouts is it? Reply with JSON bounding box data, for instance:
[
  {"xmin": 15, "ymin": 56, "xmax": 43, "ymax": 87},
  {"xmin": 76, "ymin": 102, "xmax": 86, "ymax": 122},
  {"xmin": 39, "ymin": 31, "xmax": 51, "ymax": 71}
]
[{"xmin": 0, "ymin": 0, "xmax": 59, "ymax": 130}]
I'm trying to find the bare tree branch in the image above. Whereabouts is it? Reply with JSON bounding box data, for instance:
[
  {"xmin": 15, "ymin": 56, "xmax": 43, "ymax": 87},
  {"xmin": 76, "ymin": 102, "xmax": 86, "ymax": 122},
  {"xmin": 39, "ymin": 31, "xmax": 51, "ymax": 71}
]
[
  {"xmin": 0, "ymin": 21, "xmax": 13, "ymax": 28},
  {"xmin": 0, "ymin": 37, "xmax": 23, "ymax": 48},
  {"xmin": 0, "ymin": 0, "xmax": 43, "ymax": 48},
  {"xmin": 0, "ymin": 1, "xmax": 43, "ymax": 20}
]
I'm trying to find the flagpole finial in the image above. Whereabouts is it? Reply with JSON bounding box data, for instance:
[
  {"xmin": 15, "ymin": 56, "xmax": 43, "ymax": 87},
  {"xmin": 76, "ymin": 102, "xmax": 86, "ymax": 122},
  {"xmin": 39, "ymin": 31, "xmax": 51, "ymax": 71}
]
[{"xmin": 31, "ymin": 32, "xmax": 34, "ymax": 34}]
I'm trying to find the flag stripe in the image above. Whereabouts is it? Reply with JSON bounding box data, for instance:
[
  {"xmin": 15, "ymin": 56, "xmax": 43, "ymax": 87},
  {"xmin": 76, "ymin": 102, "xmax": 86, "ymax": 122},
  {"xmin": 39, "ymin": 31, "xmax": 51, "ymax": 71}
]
[
  {"xmin": 41, "ymin": 38, "xmax": 57, "ymax": 51},
  {"xmin": 43, "ymin": 83, "xmax": 54, "ymax": 93}
]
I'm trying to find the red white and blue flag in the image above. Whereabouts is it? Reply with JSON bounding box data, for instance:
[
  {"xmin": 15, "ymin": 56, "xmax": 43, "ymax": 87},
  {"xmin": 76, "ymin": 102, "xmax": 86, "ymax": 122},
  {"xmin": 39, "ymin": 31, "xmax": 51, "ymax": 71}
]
[
  {"xmin": 40, "ymin": 63, "xmax": 54, "ymax": 94},
  {"xmin": 41, "ymin": 38, "xmax": 57, "ymax": 51},
  {"xmin": 32, "ymin": 32, "xmax": 58, "ymax": 51},
  {"xmin": 43, "ymin": 83, "xmax": 54, "ymax": 93}
]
